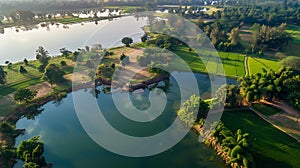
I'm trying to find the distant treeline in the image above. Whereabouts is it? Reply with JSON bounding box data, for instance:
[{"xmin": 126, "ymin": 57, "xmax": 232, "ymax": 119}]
[{"xmin": 0, "ymin": 0, "xmax": 293, "ymax": 15}]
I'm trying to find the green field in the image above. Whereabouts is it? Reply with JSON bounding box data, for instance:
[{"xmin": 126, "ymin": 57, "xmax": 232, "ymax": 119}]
[
  {"xmin": 56, "ymin": 17, "xmax": 93, "ymax": 24},
  {"xmin": 248, "ymin": 57, "xmax": 280, "ymax": 75},
  {"xmin": 252, "ymin": 103, "xmax": 283, "ymax": 116},
  {"xmin": 281, "ymin": 25, "xmax": 300, "ymax": 56},
  {"xmin": 0, "ymin": 57, "xmax": 74, "ymax": 96},
  {"xmin": 219, "ymin": 52, "xmax": 245, "ymax": 77},
  {"xmin": 286, "ymin": 25, "xmax": 300, "ymax": 45},
  {"xmin": 171, "ymin": 46, "xmax": 245, "ymax": 77},
  {"xmin": 221, "ymin": 110, "xmax": 300, "ymax": 168}
]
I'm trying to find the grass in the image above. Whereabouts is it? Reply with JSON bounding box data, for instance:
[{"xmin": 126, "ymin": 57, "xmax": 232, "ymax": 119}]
[
  {"xmin": 252, "ymin": 103, "xmax": 283, "ymax": 116},
  {"xmin": 248, "ymin": 57, "xmax": 280, "ymax": 75},
  {"xmin": 56, "ymin": 17, "xmax": 92, "ymax": 24},
  {"xmin": 286, "ymin": 25, "xmax": 300, "ymax": 45},
  {"xmin": 171, "ymin": 46, "xmax": 245, "ymax": 77},
  {"xmin": 221, "ymin": 110, "xmax": 300, "ymax": 168},
  {"xmin": 281, "ymin": 25, "xmax": 300, "ymax": 56},
  {"xmin": 0, "ymin": 56, "xmax": 74, "ymax": 96}
]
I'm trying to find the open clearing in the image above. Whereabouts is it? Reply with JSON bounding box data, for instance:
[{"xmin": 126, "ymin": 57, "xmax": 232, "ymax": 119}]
[
  {"xmin": 172, "ymin": 46, "xmax": 245, "ymax": 77},
  {"xmin": 248, "ymin": 57, "xmax": 280, "ymax": 75}
]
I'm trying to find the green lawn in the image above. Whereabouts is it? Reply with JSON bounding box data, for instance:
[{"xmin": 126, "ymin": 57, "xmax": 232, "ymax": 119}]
[
  {"xmin": 171, "ymin": 46, "xmax": 245, "ymax": 77},
  {"xmin": 252, "ymin": 103, "xmax": 283, "ymax": 116},
  {"xmin": 221, "ymin": 110, "xmax": 300, "ymax": 168},
  {"xmin": 281, "ymin": 25, "xmax": 300, "ymax": 56},
  {"xmin": 286, "ymin": 25, "xmax": 300, "ymax": 45},
  {"xmin": 0, "ymin": 57, "xmax": 74, "ymax": 96},
  {"xmin": 56, "ymin": 17, "xmax": 92, "ymax": 24},
  {"xmin": 248, "ymin": 57, "xmax": 280, "ymax": 75},
  {"xmin": 219, "ymin": 52, "xmax": 245, "ymax": 77}
]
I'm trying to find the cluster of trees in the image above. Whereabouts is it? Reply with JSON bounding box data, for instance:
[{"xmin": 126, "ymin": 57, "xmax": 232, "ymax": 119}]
[
  {"xmin": 251, "ymin": 23, "xmax": 291, "ymax": 52},
  {"xmin": 16, "ymin": 136, "xmax": 48, "ymax": 168},
  {"xmin": 238, "ymin": 67, "xmax": 300, "ymax": 109},
  {"xmin": 177, "ymin": 95, "xmax": 254, "ymax": 168},
  {"xmin": 145, "ymin": 34, "xmax": 182, "ymax": 50},
  {"xmin": 137, "ymin": 47, "xmax": 172, "ymax": 67},
  {"xmin": 208, "ymin": 122, "xmax": 255, "ymax": 168},
  {"xmin": 214, "ymin": 84, "xmax": 241, "ymax": 108},
  {"xmin": 14, "ymin": 88, "xmax": 37, "ymax": 103},
  {"xmin": 177, "ymin": 95, "xmax": 209, "ymax": 127}
]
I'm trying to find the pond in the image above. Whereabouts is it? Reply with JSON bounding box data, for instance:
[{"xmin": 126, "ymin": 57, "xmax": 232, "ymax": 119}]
[
  {"xmin": 15, "ymin": 73, "xmax": 236, "ymax": 168},
  {"xmin": 0, "ymin": 15, "xmax": 147, "ymax": 64}
]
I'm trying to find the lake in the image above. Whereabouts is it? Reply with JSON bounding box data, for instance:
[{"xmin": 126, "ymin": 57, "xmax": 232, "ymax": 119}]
[
  {"xmin": 0, "ymin": 15, "xmax": 147, "ymax": 64},
  {"xmin": 15, "ymin": 73, "xmax": 236, "ymax": 168}
]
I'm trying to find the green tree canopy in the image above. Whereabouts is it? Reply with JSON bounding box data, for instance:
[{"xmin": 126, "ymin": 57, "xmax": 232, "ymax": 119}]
[
  {"xmin": 36, "ymin": 46, "xmax": 51, "ymax": 67},
  {"xmin": 121, "ymin": 37, "xmax": 133, "ymax": 47},
  {"xmin": 43, "ymin": 64, "xmax": 65, "ymax": 85},
  {"xmin": 14, "ymin": 88, "xmax": 37, "ymax": 103}
]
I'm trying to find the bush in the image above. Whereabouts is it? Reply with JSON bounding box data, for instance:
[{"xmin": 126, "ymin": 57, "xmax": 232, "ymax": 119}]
[
  {"xmin": 19, "ymin": 66, "xmax": 27, "ymax": 74},
  {"xmin": 60, "ymin": 61, "xmax": 67, "ymax": 66}
]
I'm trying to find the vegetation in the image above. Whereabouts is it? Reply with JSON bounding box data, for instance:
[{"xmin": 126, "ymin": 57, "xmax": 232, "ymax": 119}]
[
  {"xmin": 238, "ymin": 67, "xmax": 300, "ymax": 109},
  {"xmin": 121, "ymin": 37, "xmax": 133, "ymax": 47},
  {"xmin": 280, "ymin": 56, "xmax": 300, "ymax": 70},
  {"xmin": 0, "ymin": 66, "xmax": 7, "ymax": 85},
  {"xmin": 252, "ymin": 103, "xmax": 283, "ymax": 116},
  {"xmin": 43, "ymin": 64, "xmax": 66, "ymax": 85},
  {"xmin": 222, "ymin": 110, "xmax": 300, "ymax": 168},
  {"xmin": 214, "ymin": 84, "xmax": 241, "ymax": 108},
  {"xmin": 16, "ymin": 136, "xmax": 48, "ymax": 168},
  {"xmin": 177, "ymin": 95, "xmax": 209, "ymax": 127},
  {"xmin": 248, "ymin": 57, "xmax": 280, "ymax": 75},
  {"xmin": 36, "ymin": 46, "xmax": 51, "ymax": 72},
  {"xmin": 14, "ymin": 88, "xmax": 37, "ymax": 103}
]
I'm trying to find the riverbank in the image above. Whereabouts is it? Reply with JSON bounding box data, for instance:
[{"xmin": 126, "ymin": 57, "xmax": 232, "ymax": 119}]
[{"xmin": 0, "ymin": 13, "xmax": 124, "ymax": 30}]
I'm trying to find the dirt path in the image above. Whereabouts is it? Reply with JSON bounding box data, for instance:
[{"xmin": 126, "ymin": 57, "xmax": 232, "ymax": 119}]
[
  {"xmin": 249, "ymin": 106, "xmax": 300, "ymax": 142},
  {"xmin": 260, "ymin": 100, "xmax": 300, "ymax": 118},
  {"xmin": 244, "ymin": 55, "xmax": 249, "ymax": 76},
  {"xmin": 254, "ymin": 100, "xmax": 300, "ymax": 141}
]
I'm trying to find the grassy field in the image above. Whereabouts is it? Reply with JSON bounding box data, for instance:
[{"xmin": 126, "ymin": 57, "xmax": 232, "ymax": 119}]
[
  {"xmin": 221, "ymin": 110, "xmax": 300, "ymax": 168},
  {"xmin": 286, "ymin": 25, "xmax": 300, "ymax": 45},
  {"xmin": 248, "ymin": 57, "xmax": 280, "ymax": 75},
  {"xmin": 171, "ymin": 46, "xmax": 245, "ymax": 77},
  {"xmin": 219, "ymin": 52, "xmax": 245, "ymax": 77},
  {"xmin": 56, "ymin": 17, "xmax": 92, "ymax": 24},
  {"xmin": 252, "ymin": 103, "xmax": 284, "ymax": 116},
  {"xmin": 0, "ymin": 56, "xmax": 74, "ymax": 96},
  {"xmin": 281, "ymin": 25, "xmax": 300, "ymax": 56}
]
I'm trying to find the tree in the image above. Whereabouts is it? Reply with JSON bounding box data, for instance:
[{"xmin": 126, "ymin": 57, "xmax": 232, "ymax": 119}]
[
  {"xmin": 0, "ymin": 66, "xmax": 7, "ymax": 85},
  {"xmin": 0, "ymin": 122, "xmax": 14, "ymax": 133},
  {"xmin": 60, "ymin": 61, "xmax": 67, "ymax": 66},
  {"xmin": 177, "ymin": 95, "xmax": 209, "ymax": 127},
  {"xmin": 215, "ymin": 84, "xmax": 240, "ymax": 108},
  {"xmin": 280, "ymin": 56, "xmax": 300, "ymax": 70},
  {"xmin": 141, "ymin": 34, "xmax": 148, "ymax": 42},
  {"xmin": 228, "ymin": 27, "xmax": 240, "ymax": 46},
  {"xmin": 121, "ymin": 37, "xmax": 133, "ymax": 47},
  {"xmin": 14, "ymin": 88, "xmax": 37, "ymax": 103},
  {"xmin": 59, "ymin": 48, "xmax": 72, "ymax": 57},
  {"xmin": 19, "ymin": 66, "xmax": 27, "ymax": 74},
  {"xmin": 24, "ymin": 58, "xmax": 29, "ymax": 65},
  {"xmin": 36, "ymin": 46, "xmax": 51, "ymax": 71},
  {"xmin": 43, "ymin": 64, "xmax": 65, "ymax": 85},
  {"xmin": 16, "ymin": 136, "xmax": 47, "ymax": 167}
]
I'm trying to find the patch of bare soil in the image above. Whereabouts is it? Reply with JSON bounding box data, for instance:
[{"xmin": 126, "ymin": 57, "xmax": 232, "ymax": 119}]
[{"xmin": 28, "ymin": 82, "xmax": 52, "ymax": 98}]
